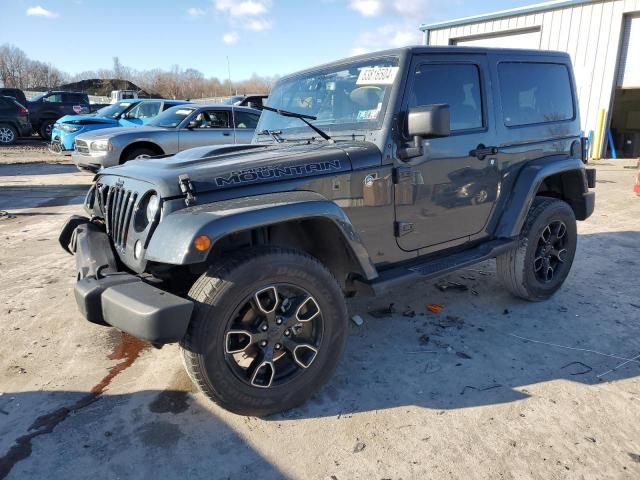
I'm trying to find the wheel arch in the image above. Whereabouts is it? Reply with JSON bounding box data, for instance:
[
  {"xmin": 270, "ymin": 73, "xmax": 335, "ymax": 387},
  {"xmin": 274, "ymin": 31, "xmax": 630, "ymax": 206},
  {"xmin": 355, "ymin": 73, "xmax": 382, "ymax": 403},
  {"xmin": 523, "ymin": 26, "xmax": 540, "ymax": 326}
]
[
  {"xmin": 496, "ymin": 156, "xmax": 592, "ymax": 238},
  {"xmin": 145, "ymin": 191, "xmax": 378, "ymax": 291},
  {"xmin": 119, "ymin": 141, "xmax": 164, "ymax": 163}
]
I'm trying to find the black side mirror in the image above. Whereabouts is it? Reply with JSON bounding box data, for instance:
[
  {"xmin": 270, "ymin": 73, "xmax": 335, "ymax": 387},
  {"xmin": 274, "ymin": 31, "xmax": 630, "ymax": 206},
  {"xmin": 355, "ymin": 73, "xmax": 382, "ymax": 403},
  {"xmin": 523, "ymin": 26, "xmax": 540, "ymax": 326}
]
[
  {"xmin": 399, "ymin": 104, "xmax": 450, "ymax": 160},
  {"xmin": 408, "ymin": 104, "xmax": 450, "ymax": 138}
]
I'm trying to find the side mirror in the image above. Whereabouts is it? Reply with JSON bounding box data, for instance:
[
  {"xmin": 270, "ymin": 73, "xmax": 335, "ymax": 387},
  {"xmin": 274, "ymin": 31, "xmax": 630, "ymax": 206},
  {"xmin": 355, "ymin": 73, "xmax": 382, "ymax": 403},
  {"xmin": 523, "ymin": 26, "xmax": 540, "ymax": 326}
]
[
  {"xmin": 399, "ymin": 104, "xmax": 450, "ymax": 160},
  {"xmin": 407, "ymin": 104, "xmax": 450, "ymax": 138},
  {"xmin": 246, "ymin": 101, "xmax": 256, "ymax": 109},
  {"xmin": 187, "ymin": 120, "xmax": 199, "ymax": 129}
]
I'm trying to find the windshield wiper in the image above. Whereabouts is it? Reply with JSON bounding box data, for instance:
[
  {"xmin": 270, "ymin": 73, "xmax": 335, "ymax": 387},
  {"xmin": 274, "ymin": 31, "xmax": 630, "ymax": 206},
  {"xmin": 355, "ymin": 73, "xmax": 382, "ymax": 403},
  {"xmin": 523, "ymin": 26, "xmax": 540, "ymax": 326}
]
[
  {"xmin": 260, "ymin": 105, "xmax": 333, "ymax": 143},
  {"xmin": 258, "ymin": 129, "xmax": 284, "ymax": 143}
]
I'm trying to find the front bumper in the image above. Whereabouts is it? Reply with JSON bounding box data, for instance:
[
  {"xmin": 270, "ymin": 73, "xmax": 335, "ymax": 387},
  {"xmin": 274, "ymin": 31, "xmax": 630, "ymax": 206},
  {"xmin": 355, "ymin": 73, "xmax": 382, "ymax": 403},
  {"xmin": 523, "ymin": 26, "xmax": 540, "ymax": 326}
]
[
  {"xmin": 59, "ymin": 216, "xmax": 193, "ymax": 344},
  {"xmin": 72, "ymin": 150, "xmax": 118, "ymax": 171}
]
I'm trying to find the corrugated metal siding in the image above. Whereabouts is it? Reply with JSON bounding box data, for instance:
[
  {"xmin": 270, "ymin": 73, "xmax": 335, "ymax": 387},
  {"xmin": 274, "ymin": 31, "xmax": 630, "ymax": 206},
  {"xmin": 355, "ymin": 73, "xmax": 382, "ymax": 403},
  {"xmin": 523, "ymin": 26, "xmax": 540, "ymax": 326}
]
[{"xmin": 426, "ymin": 0, "xmax": 640, "ymax": 155}]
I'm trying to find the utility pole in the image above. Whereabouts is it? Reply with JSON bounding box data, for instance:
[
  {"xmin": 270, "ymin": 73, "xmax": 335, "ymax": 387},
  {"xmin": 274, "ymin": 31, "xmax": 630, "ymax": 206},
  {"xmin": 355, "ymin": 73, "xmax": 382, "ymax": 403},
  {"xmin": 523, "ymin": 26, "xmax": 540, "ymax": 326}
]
[{"xmin": 226, "ymin": 56, "xmax": 232, "ymax": 95}]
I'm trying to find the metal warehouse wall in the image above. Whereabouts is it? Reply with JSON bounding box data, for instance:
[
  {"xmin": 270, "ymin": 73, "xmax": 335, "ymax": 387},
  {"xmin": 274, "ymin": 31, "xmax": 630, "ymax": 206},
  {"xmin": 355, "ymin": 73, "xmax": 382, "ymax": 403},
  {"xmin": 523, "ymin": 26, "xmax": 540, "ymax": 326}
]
[{"xmin": 426, "ymin": 0, "xmax": 640, "ymax": 154}]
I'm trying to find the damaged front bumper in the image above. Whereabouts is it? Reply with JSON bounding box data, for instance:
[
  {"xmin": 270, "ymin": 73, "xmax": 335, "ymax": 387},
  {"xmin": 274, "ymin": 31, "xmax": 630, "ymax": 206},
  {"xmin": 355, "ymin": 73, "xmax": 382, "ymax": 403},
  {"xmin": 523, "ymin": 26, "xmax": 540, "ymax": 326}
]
[{"xmin": 59, "ymin": 215, "xmax": 193, "ymax": 344}]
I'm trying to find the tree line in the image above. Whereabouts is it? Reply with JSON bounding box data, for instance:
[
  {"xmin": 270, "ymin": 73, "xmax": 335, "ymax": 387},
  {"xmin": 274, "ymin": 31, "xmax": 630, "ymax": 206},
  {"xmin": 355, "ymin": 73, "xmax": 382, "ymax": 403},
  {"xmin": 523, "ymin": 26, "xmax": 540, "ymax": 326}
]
[{"xmin": 0, "ymin": 44, "xmax": 276, "ymax": 99}]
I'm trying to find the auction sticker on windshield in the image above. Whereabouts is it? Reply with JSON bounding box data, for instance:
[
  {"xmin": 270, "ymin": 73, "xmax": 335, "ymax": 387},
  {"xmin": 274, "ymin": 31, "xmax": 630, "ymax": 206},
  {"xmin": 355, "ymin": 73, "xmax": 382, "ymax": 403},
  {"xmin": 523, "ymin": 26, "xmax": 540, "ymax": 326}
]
[{"xmin": 356, "ymin": 66, "xmax": 399, "ymax": 85}]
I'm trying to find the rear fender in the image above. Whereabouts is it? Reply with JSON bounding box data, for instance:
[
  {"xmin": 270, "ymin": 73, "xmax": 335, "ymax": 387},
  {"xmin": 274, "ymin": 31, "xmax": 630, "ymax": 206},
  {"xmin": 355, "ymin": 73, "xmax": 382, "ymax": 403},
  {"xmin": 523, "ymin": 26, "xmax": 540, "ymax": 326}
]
[
  {"xmin": 145, "ymin": 191, "xmax": 378, "ymax": 280},
  {"xmin": 496, "ymin": 156, "xmax": 592, "ymax": 238}
]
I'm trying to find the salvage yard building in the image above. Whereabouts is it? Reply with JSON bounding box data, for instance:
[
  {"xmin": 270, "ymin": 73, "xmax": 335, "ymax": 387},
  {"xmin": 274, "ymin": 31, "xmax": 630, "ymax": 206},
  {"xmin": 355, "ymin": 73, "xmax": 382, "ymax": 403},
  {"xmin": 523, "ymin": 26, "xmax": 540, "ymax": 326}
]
[{"xmin": 420, "ymin": 0, "xmax": 640, "ymax": 158}]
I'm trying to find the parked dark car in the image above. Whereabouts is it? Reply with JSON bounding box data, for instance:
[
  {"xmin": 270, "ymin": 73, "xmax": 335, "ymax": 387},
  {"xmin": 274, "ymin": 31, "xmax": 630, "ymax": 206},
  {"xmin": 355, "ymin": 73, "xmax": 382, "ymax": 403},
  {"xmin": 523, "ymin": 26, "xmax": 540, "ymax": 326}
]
[
  {"xmin": 0, "ymin": 88, "xmax": 28, "ymax": 107},
  {"xmin": 0, "ymin": 95, "xmax": 31, "ymax": 145},
  {"xmin": 27, "ymin": 90, "xmax": 91, "ymax": 139}
]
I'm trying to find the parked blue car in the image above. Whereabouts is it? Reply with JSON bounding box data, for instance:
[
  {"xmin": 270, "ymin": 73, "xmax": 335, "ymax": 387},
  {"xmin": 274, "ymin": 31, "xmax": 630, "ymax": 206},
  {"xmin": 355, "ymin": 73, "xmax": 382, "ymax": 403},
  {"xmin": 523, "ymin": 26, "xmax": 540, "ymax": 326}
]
[{"xmin": 50, "ymin": 99, "xmax": 189, "ymax": 153}]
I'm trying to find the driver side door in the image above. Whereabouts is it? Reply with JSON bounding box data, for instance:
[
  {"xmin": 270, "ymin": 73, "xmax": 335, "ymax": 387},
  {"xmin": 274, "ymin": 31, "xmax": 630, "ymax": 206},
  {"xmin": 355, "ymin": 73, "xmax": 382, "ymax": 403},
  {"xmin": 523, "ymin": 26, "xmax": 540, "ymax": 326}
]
[
  {"xmin": 178, "ymin": 109, "xmax": 234, "ymax": 150},
  {"xmin": 394, "ymin": 54, "xmax": 500, "ymax": 252}
]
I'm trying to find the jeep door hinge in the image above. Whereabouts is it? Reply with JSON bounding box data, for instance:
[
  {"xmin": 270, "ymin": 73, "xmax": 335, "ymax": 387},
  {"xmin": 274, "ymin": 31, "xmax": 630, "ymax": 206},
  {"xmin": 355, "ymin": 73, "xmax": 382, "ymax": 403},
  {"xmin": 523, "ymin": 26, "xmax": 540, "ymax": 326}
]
[
  {"xmin": 394, "ymin": 221, "xmax": 415, "ymax": 237},
  {"xmin": 392, "ymin": 165, "xmax": 412, "ymax": 184},
  {"xmin": 178, "ymin": 174, "xmax": 197, "ymax": 206}
]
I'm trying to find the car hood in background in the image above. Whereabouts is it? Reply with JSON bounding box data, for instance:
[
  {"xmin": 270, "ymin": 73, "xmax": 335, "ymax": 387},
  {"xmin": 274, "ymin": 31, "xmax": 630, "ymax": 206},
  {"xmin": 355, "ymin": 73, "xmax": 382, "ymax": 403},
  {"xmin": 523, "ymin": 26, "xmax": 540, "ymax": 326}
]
[{"xmin": 55, "ymin": 114, "xmax": 118, "ymax": 126}]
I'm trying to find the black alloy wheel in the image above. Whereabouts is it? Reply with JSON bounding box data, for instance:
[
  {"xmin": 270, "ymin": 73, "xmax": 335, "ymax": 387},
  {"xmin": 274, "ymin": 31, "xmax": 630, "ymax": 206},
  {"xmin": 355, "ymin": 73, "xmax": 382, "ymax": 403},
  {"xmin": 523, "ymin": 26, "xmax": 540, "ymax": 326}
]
[
  {"xmin": 224, "ymin": 284, "xmax": 323, "ymax": 389},
  {"xmin": 533, "ymin": 220, "xmax": 568, "ymax": 283}
]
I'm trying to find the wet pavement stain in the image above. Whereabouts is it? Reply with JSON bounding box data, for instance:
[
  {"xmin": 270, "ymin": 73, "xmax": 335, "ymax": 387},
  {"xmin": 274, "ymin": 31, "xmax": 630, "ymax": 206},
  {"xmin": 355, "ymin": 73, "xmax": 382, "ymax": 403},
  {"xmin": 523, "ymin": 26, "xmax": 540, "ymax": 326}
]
[
  {"xmin": 0, "ymin": 332, "xmax": 149, "ymax": 479},
  {"xmin": 148, "ymin": 390, "xmax": 190, "ymax": 415},
  {"xmin": 135, "ymin": 421, "xmax": 183, "ymax": 449}
]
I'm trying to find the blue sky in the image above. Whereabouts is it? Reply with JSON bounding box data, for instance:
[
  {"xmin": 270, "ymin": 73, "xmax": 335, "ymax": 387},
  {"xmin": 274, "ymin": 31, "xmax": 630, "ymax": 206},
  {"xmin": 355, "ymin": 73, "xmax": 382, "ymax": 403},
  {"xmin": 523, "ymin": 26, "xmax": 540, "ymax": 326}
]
[{"xmin": 0, "ymin": 0, "xmax": 535, "ymax": 80}]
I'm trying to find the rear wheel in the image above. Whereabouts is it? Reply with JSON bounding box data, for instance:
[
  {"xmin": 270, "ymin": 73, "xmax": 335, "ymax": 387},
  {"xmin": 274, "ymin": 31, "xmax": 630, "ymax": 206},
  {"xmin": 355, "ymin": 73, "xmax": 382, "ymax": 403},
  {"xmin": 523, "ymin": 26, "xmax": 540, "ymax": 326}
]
[
  {"xmin": 496, "ymin": 196, "xmax": 577, "ymax": 301},
  {"xmin": 39, "ymin": 120, "xmax": 55, "ymax": 140},
  {"xmin": 180, "ymin": 247, "xmax": 348, "ymax": 416},
  {"xmin": 0, "ymin": 124, "xmax": 17, "ymax": 145},
  {"xmin": 121, "ymin": 147, "xmax": 156, "ymax": 163}
]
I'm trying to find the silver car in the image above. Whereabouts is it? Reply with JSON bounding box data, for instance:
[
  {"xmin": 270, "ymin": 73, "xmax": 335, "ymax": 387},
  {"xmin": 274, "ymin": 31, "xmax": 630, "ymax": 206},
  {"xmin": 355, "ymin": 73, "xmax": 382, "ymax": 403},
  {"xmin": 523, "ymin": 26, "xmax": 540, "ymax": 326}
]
[{"xmin": 71, "ymin": 104, "xmax": 261, "ymax": 171}]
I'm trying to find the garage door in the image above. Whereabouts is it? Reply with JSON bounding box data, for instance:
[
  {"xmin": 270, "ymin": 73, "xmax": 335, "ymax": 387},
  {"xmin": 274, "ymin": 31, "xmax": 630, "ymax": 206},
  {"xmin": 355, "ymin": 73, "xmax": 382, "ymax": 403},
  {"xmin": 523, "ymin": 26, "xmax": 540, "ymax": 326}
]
[
  {"xmin": 452, "ymin": 29, "xmax": 541, "ymax": 49},
  {"xmin": 617, "ymin": 15, "xmax": 640, "ymax": 88}
]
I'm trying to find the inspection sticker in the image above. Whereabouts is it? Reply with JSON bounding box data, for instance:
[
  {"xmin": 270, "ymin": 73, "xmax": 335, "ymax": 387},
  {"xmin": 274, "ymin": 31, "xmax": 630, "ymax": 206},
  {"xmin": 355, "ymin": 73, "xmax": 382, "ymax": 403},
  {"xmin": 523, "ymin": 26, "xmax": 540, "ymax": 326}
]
[{"xmin": 356, "ymin": 66, "xmax": 399, "ymax": 85}]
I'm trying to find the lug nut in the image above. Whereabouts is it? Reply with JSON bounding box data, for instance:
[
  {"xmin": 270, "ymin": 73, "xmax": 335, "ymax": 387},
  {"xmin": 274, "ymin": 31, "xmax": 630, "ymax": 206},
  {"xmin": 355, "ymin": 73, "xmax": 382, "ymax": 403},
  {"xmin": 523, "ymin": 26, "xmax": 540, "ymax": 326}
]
[
  {"xmin": 284, "ymin": 329, "xmax": 291, "ymax": 337},
  {"xmin": 261, "ymin": 325, "xmax": 268, "ymax": 331},
  {"xmin": 260, "ymin": 340, "xmax": 267, "ymax": 347},
  {"xmin": 276, "ymin": 317, "xmax": 283, "ymax": 325},
  {"xmin": 275, "ymin": 343, "xmax": 282, "ymax": 350}
]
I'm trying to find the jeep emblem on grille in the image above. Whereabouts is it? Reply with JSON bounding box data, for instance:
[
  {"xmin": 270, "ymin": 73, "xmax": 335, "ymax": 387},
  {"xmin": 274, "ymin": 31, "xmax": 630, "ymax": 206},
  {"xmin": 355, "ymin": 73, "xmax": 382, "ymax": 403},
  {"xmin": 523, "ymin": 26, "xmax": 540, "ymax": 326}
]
[{"xmin": 115, "ymin": 178, "xmax": 124, "ymax": 188}]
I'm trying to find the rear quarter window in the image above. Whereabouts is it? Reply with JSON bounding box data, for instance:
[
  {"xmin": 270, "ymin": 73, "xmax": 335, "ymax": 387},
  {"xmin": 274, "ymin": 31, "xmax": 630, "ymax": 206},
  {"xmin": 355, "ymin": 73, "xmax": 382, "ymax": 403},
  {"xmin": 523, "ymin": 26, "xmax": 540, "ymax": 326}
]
[{"xmin": 498, "ymin": 62, "xmax": 574, "ymax": 127}]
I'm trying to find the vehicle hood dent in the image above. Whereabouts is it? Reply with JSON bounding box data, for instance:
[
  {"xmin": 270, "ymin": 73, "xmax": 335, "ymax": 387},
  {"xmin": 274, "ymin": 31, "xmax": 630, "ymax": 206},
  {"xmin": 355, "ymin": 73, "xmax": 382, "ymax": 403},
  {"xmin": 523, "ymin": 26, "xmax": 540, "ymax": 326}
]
[{"xmin": 97, "ymin": 142, "xmax": 380, "ymax": 198}]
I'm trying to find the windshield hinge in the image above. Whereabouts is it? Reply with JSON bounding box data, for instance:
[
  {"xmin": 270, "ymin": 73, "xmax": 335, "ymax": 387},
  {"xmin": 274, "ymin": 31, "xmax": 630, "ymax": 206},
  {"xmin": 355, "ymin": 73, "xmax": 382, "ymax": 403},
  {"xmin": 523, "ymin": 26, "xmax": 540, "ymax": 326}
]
[
  {"xmin": 394, "ymin": 221, "xmax": 414, "ymax": 237},
  {"xmin": 178, "ymin": 174, "xmax": 197, "ymax": 206}
]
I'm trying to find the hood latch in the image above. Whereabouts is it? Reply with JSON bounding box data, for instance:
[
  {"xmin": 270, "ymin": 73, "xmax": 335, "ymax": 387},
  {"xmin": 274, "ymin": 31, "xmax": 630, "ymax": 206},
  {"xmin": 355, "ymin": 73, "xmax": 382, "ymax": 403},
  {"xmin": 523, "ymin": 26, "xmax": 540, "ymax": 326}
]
[{"xmin": 178, "ymin": 174, "xmax": 197, "ymax": 206}]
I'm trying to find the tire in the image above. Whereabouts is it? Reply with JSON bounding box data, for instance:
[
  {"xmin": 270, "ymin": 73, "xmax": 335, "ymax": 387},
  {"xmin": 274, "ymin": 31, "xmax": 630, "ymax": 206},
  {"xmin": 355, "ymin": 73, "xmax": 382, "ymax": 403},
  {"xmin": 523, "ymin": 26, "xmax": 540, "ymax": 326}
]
[
  {"xmin": 0, "ymin": 124, "xmax": 17, "ymax": 145},
  {"xmin": 121, "ymin": 147, "xmax": 156, "ymax": 163},
  {"xmin": 39, "ymin": 120, "xmax": 55, "ymax": 140},
  {"xmin": 180, "ymin": 246, "xmax": 348, "ymax": 416},
  {"xmin": 496, "ymin": 196, "xmax": 577, "ymax": 301}
]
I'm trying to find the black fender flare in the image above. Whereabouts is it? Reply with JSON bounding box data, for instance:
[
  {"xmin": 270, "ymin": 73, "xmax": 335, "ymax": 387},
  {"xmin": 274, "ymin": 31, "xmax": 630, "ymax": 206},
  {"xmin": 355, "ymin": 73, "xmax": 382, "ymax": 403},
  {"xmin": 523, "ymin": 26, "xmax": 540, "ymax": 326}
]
[
  {"xmin": 145, "ymin": 191, "xmax": 378, "ymax": 280},
  {"xmin": 495, "ymin": 156, "xmax": 592, "ymax": 238}
]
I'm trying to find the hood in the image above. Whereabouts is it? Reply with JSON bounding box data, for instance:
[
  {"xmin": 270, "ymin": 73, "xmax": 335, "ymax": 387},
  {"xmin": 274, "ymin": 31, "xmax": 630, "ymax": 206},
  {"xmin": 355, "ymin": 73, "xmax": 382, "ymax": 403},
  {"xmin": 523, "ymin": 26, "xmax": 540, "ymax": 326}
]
[
  {"xmin": 56, "ymin": 114, "xmax": 118, "ymax": 126},
  {"xmin": 76, "ymin": 125, "xmax": 164, "ymax": 141},
  {"xmin": 97, "ymin": 141, "xmax": 381, "ymax": 198}
]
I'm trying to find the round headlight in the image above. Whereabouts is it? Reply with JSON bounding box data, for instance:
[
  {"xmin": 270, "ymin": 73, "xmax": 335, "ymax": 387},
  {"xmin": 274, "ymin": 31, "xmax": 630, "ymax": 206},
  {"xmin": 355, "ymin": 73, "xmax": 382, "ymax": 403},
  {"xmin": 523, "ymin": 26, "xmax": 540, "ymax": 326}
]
[{"xmin": 146, "ymin": 194, "xmax": 159, "ymax": 222}]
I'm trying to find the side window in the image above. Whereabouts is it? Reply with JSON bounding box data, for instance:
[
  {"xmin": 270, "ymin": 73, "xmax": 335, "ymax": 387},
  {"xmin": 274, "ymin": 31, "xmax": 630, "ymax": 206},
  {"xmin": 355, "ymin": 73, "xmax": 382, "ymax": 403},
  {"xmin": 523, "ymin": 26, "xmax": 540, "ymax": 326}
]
[
  {"xmin": 234, "ymin": 111, "xmax": 260, "ymax": 129},
  {"xmin": 126, "ymin": 101, "xmax": 161, "ymax": 119},
  {"xmin": 63, "ymin": 93, "xmax": 85, "ymax": 104},
  {"xmin": 162, "ymin": 102, "xmax": 178, "ymax": 111},
  {"xmin": 408, "ymin": 63, "xmax": 483, "ymax": 132},
  {"xmin": 43, "ymin": 93, "xmax": 63, "ymax": 103},
  {"xmin": 498, "ymin": 62, "xmax": 574, "ymax": 127},
  {"xmin": 195, "ymin": 110, "xmax": 230, "ymax": 128},
  {"xmin": 0, "ymin": 97, "xmax": 9, "ymax": 109}
]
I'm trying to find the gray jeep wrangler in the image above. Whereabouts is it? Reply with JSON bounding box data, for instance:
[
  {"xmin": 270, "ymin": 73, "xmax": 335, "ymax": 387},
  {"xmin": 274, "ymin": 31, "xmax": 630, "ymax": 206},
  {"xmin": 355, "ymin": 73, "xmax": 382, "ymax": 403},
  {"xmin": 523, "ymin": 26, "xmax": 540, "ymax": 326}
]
[{"xmin": 60, "ymin": 47, "xmax": 595, "ymax": 416}]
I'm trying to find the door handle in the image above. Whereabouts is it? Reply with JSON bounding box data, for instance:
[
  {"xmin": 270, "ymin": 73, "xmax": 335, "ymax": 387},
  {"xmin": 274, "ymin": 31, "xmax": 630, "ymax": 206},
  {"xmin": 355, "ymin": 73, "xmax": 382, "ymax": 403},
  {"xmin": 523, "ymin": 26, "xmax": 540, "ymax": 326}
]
[
  {"xmin": 470, "ymin": 144, "xmax": 498, "ymax": 159},
  {"xmin": 223, "ymin": 132, "xmax": 231, "ymax": 136}
]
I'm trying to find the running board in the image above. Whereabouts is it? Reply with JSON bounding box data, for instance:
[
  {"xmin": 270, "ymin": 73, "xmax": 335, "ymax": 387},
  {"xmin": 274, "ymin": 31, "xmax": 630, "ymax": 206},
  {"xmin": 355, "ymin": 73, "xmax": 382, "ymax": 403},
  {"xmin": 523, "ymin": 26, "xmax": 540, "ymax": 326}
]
[{"xmin": 355, "ymin": 239, "xmax": 517, "ymax": 296}]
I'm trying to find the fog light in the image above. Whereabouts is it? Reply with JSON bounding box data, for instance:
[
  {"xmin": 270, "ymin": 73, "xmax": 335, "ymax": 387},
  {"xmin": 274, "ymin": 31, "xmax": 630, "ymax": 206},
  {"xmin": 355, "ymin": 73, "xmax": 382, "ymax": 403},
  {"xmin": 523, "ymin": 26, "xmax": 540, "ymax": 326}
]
[
  {"xmin": 134, "ymin": 240, "xmax": 142, "ymax": 259},
  {"xmin": 193, "ymin": 235, "xmax": 211, "ymax": 252}
]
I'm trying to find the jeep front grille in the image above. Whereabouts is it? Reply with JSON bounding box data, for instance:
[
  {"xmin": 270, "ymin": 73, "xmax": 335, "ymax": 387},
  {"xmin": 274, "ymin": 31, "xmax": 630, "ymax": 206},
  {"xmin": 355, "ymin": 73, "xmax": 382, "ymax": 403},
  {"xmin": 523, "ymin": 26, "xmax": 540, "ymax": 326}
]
[
  {"xmin": 103, "ymin": 185, "xmax": 137, "ymax": 251},
  {"xmin": 75, "ymin": 139, "xmax": 90, "ymax": 154}
]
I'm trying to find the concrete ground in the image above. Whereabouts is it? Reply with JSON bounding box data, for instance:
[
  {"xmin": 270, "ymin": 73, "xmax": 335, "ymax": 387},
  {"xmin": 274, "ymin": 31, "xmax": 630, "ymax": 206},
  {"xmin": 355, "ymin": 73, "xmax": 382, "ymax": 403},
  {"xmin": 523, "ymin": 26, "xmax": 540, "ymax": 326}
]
[{"xmin": 0, "ymin": 151, "xmax": 639, "ymax": 480}]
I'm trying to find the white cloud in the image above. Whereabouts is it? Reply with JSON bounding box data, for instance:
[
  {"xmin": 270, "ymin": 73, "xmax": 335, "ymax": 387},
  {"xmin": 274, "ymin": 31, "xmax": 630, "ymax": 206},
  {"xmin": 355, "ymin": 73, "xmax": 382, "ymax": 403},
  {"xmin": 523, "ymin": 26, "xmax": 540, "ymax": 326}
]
[
  {"xmin": 351, "ymin": 23, "xmax": 421, "ymax": 55},
  {"xmin": 348, "ymin": 0, "xmax": 430, "ymax": 19},
  {"xmin": 215, "ymin": 0, "xmax": 270, "ymax": 17},
  {"xmin": 26, "ymin": 6, "xmax": 59, "ymax": 18},
  {"xmin": 186, "ymin": 7, "xmax": 206, "ymax": 17},
  {"xmin": 349, "ymin": 0, "xmax": 383, "ymax": 17},
  {"xmin": 222, "ymin": 32, "xmax": 239, "ymax": 44},
  {"xmin": 214, "ymin": 0, "xmax": 273, "ymax": 31}
]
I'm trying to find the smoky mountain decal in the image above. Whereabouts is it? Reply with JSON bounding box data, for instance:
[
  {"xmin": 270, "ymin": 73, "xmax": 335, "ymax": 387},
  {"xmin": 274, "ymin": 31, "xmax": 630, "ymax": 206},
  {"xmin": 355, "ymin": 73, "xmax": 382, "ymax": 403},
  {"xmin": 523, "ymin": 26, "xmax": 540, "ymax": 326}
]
[{"xmin": 214, "ymin": 160, "xmax": 343, "ymax": 187}]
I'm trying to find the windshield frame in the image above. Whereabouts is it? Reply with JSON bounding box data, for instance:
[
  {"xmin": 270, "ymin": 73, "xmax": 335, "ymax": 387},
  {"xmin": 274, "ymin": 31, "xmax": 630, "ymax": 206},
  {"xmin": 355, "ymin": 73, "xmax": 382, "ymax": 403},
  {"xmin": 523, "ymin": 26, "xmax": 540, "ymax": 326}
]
[{"xmin": 256, "ymin": 55, "xmax": 400, "ymax": 141}]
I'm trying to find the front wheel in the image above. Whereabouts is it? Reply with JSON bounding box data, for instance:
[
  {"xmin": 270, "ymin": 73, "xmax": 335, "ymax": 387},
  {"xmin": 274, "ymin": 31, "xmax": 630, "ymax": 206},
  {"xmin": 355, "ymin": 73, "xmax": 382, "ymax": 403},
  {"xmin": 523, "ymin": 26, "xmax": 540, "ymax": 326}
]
[
  {"xmin": 121, "ymin": 147, "xmax": 156, "ymax": 163},
  {"xmin": 496, "ymin": 196, "xmax": 577, "ymax": 301},
  {"xmin": 180, "ymin": 247, "xmax": 348, "ymax": 416},
  {"xmin": 39, "ymin": 120, "xmax": 54, "ymax": 140},
  {"xmin": 0, "ymin": 124, "xmax": 17, "ymax": 145}
]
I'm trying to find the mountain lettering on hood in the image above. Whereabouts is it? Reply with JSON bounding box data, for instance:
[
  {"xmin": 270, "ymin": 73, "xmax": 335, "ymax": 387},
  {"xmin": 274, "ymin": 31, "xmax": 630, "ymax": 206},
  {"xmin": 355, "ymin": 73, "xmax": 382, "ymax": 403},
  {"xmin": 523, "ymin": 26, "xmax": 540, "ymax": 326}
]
[{"xmin": 214, "ymin": 160, "xmax": 342, "ymax": 187}]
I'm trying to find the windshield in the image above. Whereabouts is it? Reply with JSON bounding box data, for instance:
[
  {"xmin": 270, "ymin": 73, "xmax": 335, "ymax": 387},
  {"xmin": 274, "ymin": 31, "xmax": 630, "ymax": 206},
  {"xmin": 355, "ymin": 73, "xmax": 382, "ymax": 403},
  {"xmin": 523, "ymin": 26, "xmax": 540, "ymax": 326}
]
[
  {"xmin": 223, "ymin": 95, "xmax": 244, "ymax": 105},
  {"xmin": 95, "ymin": 102, "xmax": 135, "ymax": 119},
  {"xmin": 147, "ymin": 106, "xmax": 195, "ymax": 128},
  {"xmin": 256, "ymin": 56, "xmax": 399, "ymax": 139},
  {"xmin": 29, "ymin": 92, "xmax": 47, "ymax": 102}
]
